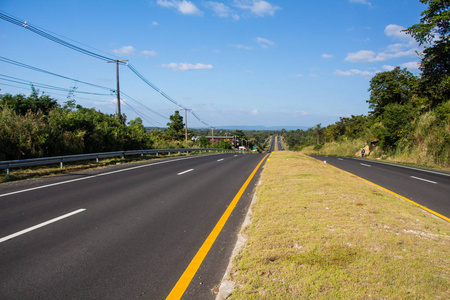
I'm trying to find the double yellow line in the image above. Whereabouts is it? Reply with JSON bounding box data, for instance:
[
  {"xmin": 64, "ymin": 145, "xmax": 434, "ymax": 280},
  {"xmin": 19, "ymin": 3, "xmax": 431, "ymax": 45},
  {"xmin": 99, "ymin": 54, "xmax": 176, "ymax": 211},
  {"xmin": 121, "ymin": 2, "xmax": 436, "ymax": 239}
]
[{"xmin": 166, "ymin": 153, "xmax": 269, "ymax": 299}]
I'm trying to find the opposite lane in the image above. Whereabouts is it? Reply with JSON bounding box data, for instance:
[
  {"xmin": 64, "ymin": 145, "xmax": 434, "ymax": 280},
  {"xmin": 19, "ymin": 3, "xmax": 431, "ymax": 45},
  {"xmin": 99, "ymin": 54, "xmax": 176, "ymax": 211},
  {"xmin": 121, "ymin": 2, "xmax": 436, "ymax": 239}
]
[{"xmin": 310, "ymin": 155, "xmax": 450, "ymax": 220}]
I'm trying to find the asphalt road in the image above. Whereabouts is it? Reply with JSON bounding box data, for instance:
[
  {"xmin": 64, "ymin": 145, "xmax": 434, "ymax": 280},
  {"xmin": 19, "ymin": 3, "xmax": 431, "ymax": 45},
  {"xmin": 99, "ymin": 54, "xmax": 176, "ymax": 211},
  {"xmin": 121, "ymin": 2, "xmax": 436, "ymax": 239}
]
[
  {"xmin": 310, "ymin": 155, "xmax": 450, "ymax": 220},
  {"xmin": 276, "ymin": 136, "xmax": 284, "ymax": 151},
  {"xmin": 0, "ymin": 152, "xmax": 267, "ymax": 299}
]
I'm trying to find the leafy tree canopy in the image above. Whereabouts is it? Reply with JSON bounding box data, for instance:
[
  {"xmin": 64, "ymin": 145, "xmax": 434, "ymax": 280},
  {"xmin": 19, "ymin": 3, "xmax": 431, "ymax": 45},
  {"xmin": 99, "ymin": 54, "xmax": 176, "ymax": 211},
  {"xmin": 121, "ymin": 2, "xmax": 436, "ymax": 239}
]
[
  {"xmin": 406, "ymin": 0, "xmax": 450, "ymax": 45},
  {"xmin": 367, "ymin": 67, "xmax": 417, "ymax": 117},
  {"xmin": 166, "ymin": 110, "xmax": 184, "ymax": 140}
]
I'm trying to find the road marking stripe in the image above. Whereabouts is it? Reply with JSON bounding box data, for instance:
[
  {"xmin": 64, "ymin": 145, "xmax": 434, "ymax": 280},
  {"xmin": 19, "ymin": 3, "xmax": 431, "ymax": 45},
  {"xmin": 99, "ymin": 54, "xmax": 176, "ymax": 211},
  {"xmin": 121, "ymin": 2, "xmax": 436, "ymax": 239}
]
[
  {"xmin": 177, "ymin": 169, "xmax": 194, "ymax": 176},
  {"xmin": 0, "ymin": 155, "xmax": 219, "ymax": 198},
  {"xmin": 166, "ymin": 154, "xmax": 269, "ymax": 300},
  {"xmin": 0, "ymin": 209, "xmax": 86, "ymax": 243},
  {"xmin": 217, "ymin": 158, "xmax": 224, "ymax": 162},
  {"xmin": 352, "ymin": 158, "xmax": 450, "ymax": 177},
  {"xmin": 411, "ymin": 176, "xmax": 437, "ymax": 184},
  {"xmin": 338, "ymin": 158, "xmax": 344, "ymax": 161},
  {"xmin": 360, "ymin": 163, "xmax": 371, "ymax": 167},
  {"xmin": 312, "ymin": 158, "xmax": 449, "ymax": 222}
]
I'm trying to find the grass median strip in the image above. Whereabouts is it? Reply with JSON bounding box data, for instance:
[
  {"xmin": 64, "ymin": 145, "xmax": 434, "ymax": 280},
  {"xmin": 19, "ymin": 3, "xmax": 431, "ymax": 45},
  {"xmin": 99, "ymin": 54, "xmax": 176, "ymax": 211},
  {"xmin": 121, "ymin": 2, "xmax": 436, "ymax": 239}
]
[{"xmin": 228, "ymin": 151, "xmax": 449, "ymax": 299}]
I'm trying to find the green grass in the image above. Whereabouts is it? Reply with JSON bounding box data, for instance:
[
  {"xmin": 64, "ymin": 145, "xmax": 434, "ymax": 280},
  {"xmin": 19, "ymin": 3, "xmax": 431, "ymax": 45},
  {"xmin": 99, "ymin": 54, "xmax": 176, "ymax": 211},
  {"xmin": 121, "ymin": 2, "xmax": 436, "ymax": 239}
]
[{"xmin": 227, "ymin": 151, "xmax": 449, "ymax": 299}]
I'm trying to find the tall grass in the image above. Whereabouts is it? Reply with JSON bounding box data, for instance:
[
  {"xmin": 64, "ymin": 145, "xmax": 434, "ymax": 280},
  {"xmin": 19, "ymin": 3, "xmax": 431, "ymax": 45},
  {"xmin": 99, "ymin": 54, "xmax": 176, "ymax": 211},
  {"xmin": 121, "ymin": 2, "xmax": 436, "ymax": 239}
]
[{"xmin": 301, "ymin": 138, "xmax": 365, "ymax": 157}]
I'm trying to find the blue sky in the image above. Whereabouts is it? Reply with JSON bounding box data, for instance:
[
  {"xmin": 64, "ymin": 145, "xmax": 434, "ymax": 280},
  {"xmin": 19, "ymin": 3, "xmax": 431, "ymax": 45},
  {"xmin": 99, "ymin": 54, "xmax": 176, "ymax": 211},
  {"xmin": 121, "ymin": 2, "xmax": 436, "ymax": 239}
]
[{"xmin": 0, "ymin": 0, "xmax": 426, "ymax": 128}]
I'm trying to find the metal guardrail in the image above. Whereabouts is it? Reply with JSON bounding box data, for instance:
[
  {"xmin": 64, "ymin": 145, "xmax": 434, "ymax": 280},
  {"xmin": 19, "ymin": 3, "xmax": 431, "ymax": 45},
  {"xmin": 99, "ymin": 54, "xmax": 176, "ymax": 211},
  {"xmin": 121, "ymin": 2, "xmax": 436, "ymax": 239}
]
[{"xmin": 0, "ymin": 148, "xmax": 240, "ymax": 177}]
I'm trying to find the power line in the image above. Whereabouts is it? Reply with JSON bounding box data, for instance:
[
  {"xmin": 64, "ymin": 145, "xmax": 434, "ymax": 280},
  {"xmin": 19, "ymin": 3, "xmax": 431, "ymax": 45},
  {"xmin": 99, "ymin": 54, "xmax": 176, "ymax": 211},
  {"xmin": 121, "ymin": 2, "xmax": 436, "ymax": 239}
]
[
  {"xmin": 0, "ymin": 56, "xmax": 113, "ymax": 91},
  {"xmin": 0, "ymin": 12, "xmax": 115, "ymax": 62},
  {"xmin": 121, "ymin": 92, "xmax": 169, "ymax": 122},
  {"xmin": 0, "ymin": 74, "xmax": 112, "ymax": 96},
  {"xmin": 0, "ymin": 11, "xmax": 212, "ymax": 128}
]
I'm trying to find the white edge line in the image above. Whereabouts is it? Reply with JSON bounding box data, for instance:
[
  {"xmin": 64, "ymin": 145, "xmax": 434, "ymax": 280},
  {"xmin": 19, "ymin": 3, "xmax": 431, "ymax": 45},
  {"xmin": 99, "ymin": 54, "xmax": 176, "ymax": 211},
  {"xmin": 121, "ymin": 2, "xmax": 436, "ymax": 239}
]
[
  {"xmin": 177, "ymin": 169, "xmax": 194, "ymax": 176},
  {"xmin": 411, "ymin": 176, "xmax": 437, "ymax": 184},
  {"xmin": 0, "ymin": 209, "xmax": 86, "ymax": 243},
  {"xmin": 360, "ymin": 163, "xmax": 372, "ymax": 167},
  {"xmin": 217, "ymin": 159, "xmax": 224, "ymax": 162},
  {"xmin": 351, "ymin": 158, "xmax": 450, "ymax": 177},
  {"xmin": 0, "ymin": 154, "xmax": 218, "ymax": 198}
]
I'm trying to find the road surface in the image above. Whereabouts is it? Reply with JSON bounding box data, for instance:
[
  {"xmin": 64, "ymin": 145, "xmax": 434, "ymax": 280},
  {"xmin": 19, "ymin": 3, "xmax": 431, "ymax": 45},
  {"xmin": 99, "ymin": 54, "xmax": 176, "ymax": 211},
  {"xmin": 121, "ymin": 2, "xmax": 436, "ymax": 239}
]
[
  {"xmin": 0, "ymin": 152, "xmax": 267, "ymax": 299},
  {"xmin": 310, "ymin": 155, "xmax": 450, "ymax": 220}
]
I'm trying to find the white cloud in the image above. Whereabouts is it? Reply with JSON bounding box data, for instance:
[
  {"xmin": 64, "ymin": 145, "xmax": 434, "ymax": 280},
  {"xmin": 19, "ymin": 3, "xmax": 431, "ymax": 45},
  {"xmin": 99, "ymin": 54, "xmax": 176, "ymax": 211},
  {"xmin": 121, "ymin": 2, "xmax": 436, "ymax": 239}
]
[
  {"xmin": 255, "ymin": 37, "xmax": 274, "ymax": 48},
  {"xmin": 309, "ymin": 74, "xmax": 318, "ymax": 78},
  {"xmin": 345, "ymin": 50, "xmax": 377, "ymax": 62},
  {"xmin": 156, "ymin": 0, "xmax": 202, "ymax": 15},
  {"xmin": 294, "ymin": 74, "xmax": 304, "ymax": 78},
  {"xmin": 349, "ymin": 0, "xmax": 371, "ymax": 6},
  {"xmin": 112, "ymin": 46, "xmax": 157, "ymax": 57},
  {"xmin": 234, "ymin": 0, "xmax": 280, "ymax": 17},
  {"xmin": 251, "ymin": 109, "xmax": 259, "ymax": 115},
  {"xmin": 384, "ymin": 24, "xmax": 412, "ymax": 41},
  {"xmin": 205, "ymin": 1, "xmax": 239, "ymax": 19},
  {"xmin": 401, "ymin": 61, "xmax": 420, "ymax": 70},
  {"xmin": 345, "ymin": 24, "xmax": 420, "ymax": 63},
  {"xmin": 113, "ymin": 45, "xmax": 137, "ymax": 56},
  {"xmin": 334, "ymin": 69, "xmax": 379, "ymax": 77},
  {"xmin": 152, "ymin": 21, "xmax": 159, "ymax": 26},
  {"xmin": 141, "ymin": 50, "xmax": 158, "ymax": 57},
  {"xmin": 229, "ymin": 44, "xmax": 252, "ymax": 50},
  {"xmin": 345, "ymin": 47, "xmax": 417, "ymax": 62},
  {"xmin": 382, "ymin": 62, "xmax": 420, "ymax": 71},
  {"xmin": 321, "ymin": 53, "xmax": 333, "ymax": 59},
  {"xmin": 161, "ymin": 62, "xmax": 214, "ymax": 71}
]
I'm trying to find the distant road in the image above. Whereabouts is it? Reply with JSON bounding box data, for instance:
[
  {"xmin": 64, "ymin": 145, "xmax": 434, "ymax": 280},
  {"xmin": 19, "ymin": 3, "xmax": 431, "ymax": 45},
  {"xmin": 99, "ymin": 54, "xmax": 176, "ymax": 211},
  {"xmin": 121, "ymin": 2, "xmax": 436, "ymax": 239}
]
[
  {"xmin": 277, "ymin": 136, "xmax": 284, "ymax": 151},
  {"xmin": 0, "ymin": 153, "xmax": 267, "ymax": 299},
  {"xmin": 310, "ymin": 155, "xmax": 450, "ymax": 220}
]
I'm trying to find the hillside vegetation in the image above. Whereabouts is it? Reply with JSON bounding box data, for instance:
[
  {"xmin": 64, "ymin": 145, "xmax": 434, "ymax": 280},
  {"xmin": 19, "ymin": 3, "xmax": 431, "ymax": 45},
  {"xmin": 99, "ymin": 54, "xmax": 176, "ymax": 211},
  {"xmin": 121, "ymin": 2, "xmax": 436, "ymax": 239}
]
[
  {"xmin": 284, "ymin": 0, "xmax": 450, "ymax": 168},
  {"xmin": 0, "ymin": 88, "xmax": 272, "ymax": 163}
]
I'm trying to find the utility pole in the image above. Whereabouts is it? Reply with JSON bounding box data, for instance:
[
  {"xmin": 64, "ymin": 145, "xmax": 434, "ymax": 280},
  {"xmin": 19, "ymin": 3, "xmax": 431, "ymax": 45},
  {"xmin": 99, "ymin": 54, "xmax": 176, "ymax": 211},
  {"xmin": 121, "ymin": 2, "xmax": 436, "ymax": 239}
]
[
  {"xmin": 180, "ymin": 108, "xmax": 192, "ymax": 144},
  {"xmin": 211, "ymin": 127, "xmax": 215, "ymax": 143},
  {"xmin": 107, "ymin": 59, "xmax": 128, "ymax": 123}
]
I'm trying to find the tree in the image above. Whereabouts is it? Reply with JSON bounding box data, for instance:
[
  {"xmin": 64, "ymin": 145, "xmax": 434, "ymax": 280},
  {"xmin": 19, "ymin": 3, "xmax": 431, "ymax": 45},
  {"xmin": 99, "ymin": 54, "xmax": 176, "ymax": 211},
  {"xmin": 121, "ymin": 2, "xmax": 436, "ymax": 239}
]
[
  {"xmin": 406, "ymin": 0, "xmax": 450, "ymax": 105},
  {"xmin": 405, "ymin": 0, "xmax": 450, "ymax": 45},
  {"xmin": 166, "ymin": 110, "xmax": 184, "ymax": 140},
  {"xmin": 0, "ymin": 86, "xmax": 59, "ymax": 116},
  {"xmin": 367, "ymin": 67, "xmax": 417, "ymax": 117}
]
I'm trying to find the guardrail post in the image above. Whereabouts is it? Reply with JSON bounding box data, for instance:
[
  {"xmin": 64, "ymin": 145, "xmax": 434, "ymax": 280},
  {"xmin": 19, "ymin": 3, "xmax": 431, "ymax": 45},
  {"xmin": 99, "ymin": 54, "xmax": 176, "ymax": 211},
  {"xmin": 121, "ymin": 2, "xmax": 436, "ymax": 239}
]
[
  {"xmin": 6, "ymin": 168, "xmax": 10, "ymax": 178},
  {"xmin": 96, "ymin": 157, "xmax": 99, "ymax": 163},
  {"xmin": 157, "ymin": 152, "xmax": 159, "ymax": 157},
  {"xmin": 60, "ymin": 162, "xmax": 63, "ymax": 169}
]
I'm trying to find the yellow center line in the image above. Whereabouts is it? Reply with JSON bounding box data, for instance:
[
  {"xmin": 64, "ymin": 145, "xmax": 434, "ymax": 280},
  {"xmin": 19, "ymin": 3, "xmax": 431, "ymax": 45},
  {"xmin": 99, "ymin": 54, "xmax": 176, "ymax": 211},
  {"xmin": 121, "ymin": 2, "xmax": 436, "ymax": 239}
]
[
  {"xmin": 166, "ymin": 153, "xmax": 269, "ymax": 300},
  {"xmin": 313, "ymin": 157, "xmax": 450, "ymax": 222}
]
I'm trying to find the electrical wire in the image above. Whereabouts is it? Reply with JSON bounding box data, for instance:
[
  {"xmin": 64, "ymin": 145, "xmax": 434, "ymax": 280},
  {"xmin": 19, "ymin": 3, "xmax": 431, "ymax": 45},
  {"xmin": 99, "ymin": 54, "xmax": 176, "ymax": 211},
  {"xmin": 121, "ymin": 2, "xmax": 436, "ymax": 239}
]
[
  {"xmin": 0, "ymin": 56, "xmax": 114, "ymax": 91},
  {"xmin": 0, "ymin": 12, "xmax": 115, "ymax": 62},
  {"xmin": 0, "ymin": 11, "xmax": 212, "ymax": 128},
  {"xmin": 121, "ymin": 92, "xmax": 169, "ymax": 122},
  {"xmin": 122, "ymin": 100, "xmax": 163, "ymax": 128},
  {"xmin": 0, "ymin": 74, "xmax": 112, "ymax": 96}
]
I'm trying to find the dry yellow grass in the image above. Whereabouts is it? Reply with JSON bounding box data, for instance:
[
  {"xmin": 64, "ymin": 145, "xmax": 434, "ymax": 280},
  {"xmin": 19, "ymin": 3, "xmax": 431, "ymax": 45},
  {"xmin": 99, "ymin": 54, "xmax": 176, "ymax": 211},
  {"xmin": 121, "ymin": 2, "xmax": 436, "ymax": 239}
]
[{"xmin": 229, "ymin": 151, "xmax": 449, "ymax": 299}]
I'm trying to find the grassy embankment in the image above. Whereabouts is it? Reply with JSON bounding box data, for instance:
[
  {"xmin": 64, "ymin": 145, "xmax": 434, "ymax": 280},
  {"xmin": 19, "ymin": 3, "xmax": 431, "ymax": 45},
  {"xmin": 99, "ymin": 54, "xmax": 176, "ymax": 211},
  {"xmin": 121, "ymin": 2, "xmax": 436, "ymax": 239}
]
[{"xmin": 227, "ymin": 151, "xmax": 449, "ymax": 299}]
